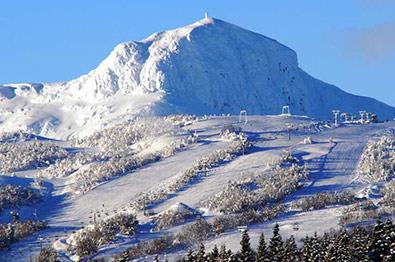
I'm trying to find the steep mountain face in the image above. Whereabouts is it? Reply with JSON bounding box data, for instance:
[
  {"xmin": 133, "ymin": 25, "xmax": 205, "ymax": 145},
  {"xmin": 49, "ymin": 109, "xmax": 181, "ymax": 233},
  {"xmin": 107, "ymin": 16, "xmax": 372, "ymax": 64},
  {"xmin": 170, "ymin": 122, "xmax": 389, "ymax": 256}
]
[{"xmin": 1, "ymin": 17, "xmax": 394, "ymax": 139}]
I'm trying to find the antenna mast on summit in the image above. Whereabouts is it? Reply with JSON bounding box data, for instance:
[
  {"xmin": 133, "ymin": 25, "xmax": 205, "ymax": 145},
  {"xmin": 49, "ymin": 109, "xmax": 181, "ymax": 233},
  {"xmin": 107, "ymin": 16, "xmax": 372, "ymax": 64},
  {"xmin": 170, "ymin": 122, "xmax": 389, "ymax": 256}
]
[{"xmin": 205, "ymin": 11, "xmax": 209, "ymax": 19}]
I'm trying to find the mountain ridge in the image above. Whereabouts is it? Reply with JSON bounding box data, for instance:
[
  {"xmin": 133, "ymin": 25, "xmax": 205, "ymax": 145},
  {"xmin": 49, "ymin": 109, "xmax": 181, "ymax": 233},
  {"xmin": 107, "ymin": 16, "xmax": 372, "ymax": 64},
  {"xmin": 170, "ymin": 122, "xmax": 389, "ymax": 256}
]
[{"xmin": 1, "ymin": 17, "xmax": 394, "ymax": 139}]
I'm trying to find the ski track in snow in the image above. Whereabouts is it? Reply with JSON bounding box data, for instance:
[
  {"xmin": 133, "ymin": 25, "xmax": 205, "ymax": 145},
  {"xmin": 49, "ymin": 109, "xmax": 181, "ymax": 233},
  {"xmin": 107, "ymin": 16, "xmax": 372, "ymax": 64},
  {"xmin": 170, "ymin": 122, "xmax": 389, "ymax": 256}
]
[{"xmin": 0, "ymin": 116, "xmax": 394, "ymax": 261}]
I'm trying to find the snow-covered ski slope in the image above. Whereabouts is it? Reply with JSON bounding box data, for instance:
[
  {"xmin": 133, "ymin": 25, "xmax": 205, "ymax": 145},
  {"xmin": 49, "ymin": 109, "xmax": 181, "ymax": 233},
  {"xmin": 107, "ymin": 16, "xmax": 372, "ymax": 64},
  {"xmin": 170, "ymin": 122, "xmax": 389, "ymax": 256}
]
[
  {"xmin": 0, "ymin": 115, "xmax": 394, "ymax": 261},
  {"xmin": 1, "ymin": 17, "xmax": 395, "ymax": 139}
]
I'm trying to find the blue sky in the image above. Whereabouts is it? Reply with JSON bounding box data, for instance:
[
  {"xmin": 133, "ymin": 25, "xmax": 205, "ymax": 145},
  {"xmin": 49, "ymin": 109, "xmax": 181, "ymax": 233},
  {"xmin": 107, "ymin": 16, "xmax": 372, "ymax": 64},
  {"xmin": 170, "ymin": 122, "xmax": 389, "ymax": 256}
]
[{"xmin": 1, "ymin": 0, "xmax": 395, "ymax": 105}]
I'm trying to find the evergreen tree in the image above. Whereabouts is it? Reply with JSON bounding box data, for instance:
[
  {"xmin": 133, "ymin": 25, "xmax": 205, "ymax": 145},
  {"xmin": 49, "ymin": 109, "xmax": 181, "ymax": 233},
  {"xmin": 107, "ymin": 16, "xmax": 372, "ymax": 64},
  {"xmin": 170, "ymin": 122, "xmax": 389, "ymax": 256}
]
[
  {"xmin": 383, "ymin": 219, "xmax": 394, "ymax": 262},
  {"xmin": 335, "ymin": 230, "xmax": 351, "ymax": 261},
  {"xmin": 219, "ymin": 244, "xmax": 228, "ymax": 262},
  {"xmin": 350, "ymin": 226, "xmax": 369, "ymax": 261},
  {"xmin": 283, "ymin": 235, "xmax": 299, "ymax": 261},
  {"xmin": 255, "ymin": 233, "xmax": 269, "ymax": 262},
  {"xmin": 196, "ymin": 243, "xmax": 207, "ymax": 262},
  {"xmin": 300, "ymin": 236, "xmax": 312, "ymax": 261},
  {"xmin": 309, "ymin": 233, "xmax": 322, "ymax": 262},
  {"xmin": 153, "ymin": 255, "xmax": 160, "ymax": 262},
  {"xmin": 323, "ymin": 243, "xmax": 338, "ymax": 262},
  {"xmin": 186, "ymin": 249, "xmax": 195, "ymax": 262},
  {"xmin": 386, "ymin": 225, "xmax": 395, "ymax": 262},
  {"xmin": 239, "ymin": 230, "xmax": 254, "ymax": 262},
  {"xmin": 268, "ymin": 224, "xmax": 284, "ymax": 261},
  {"xmin": 227, "ymin": 249, "xmax": 234, "ymax": 262},
  {"xmin": 208, "ymin": 245, "xmax": 219, "ymax": 261},
  {"xmin": 369, "ymin": 219, "xmax": 386, "ymax": 261}
]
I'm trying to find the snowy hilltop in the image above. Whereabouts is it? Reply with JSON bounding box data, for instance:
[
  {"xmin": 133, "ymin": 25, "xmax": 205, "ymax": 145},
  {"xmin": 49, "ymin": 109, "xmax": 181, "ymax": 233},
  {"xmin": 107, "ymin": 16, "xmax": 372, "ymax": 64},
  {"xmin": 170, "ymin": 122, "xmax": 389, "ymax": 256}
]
[{"xmin": 1, "ymin": 16, "xmax": 395, "ymax": 139}]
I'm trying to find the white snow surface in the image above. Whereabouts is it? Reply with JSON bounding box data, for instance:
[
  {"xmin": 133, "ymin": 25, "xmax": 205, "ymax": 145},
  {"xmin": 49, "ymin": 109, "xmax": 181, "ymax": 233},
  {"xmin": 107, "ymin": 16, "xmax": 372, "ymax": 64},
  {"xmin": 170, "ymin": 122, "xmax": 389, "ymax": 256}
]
[
  {"xmin": 1, "ymin": 17, "xmax": 395, "ymax": 139},
  {"xmin": 0, "ymin": 115, "xmax": 394, "ymax": 261}
]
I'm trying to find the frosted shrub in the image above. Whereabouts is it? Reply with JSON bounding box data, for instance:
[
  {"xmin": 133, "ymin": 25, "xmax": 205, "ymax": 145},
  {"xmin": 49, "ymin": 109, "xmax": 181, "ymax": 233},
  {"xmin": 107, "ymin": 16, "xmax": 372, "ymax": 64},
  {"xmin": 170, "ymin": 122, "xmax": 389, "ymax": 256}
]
[
  {"xmin": 292, "ymin": 191, "xmax": 356, "ymax": 212},
  {"xmin": 152, "ymin": 203, "xmax": 200, "ymax": 231},
  {"xmin": 113, "ymin": 235, "xmax": 177, "ymax": 261},
  {"xmin": 202, "ymin": 181, "xmax": 256, "ymax": 214},
  {"xmin": 279, "ymin": 150, "xmax": 299, "ymax": 166},
  {"xmin": 255, "ymin": 164, "xmax": 308, "ymax": 202},
  {"xmin": 0, "ymin": 130, "xmax": 35, "ymax": 143},
  {"xmin": 0, "ymin": 141, "xmax": 68, "ymax": 173},
  {"xmin": 381, "ymin": 180, "xmax": 395, "ymax": 207},
  {"xmin": 34, "ymin": 246, "xmax": 58, "ymax": 262},
  {"xmin": 176, "ymin": 218, "xmax": 213, "ymax": 246},
  {"xmin": 220, "ymin": 125, "xmax": 242, "ymax": 141},
  {"xmin": 339, "ymin": 200, "xmax": 392, "ymax": 226},
  {"xmin": 73, "ymin": 213, "xmax": 138, "ymax": 258},
  {"xmin": 72, "ymin": 117, "xmax": 176, "ymax": 156},
  {"xmin": 203, "ymin": 153, "xmax": 308, "ymax": 213},
  {"xmin": 164, "ymin": 114, "xmax": 197, "ymax": 127},
  {"xmin": 0, "ymin": 220, "xmax": 48, "ymax": 249},
  {"xmin": 0, "ymin": 185, "xmax": 42, "ymax": 214},
  {"xmin": 38, "ymin": 152, "xmax": 105, "ymax": 179},
  {"xmin": 357, "ymin": 136, "xmax": 395, "ymax": 183}
]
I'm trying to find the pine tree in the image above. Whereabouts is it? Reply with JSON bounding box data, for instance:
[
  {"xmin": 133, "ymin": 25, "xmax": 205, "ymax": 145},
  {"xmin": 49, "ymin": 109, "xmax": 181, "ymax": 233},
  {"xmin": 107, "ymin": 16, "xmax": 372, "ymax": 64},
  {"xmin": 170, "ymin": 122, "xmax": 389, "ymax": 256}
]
[
  {"xmin": 386, "ymin": 224, "xmax": 395, "ymax": 262},
  {"xmin": 196, "ymin": 243, "xmax": 207, "ymax": 262},
  {"xmin": 283, "ymin": 235, "xmax": 299, "ymax": 261},
  {"xmin": 227, "ymin": 249, "xmax": 234, "ymax": 262},
  {"xmin": 300, "ymin": 236, "xmax": 312, "ymax": 261},
  {"xmin": 268, "ymin": 224, "xmax": 284, "ymax": 261},
  {"xmin": 351, "ymin": 226, "xmax": 369, "ymax": 261},
  {"xmin": 323, "ymin": 243, "xmax": 338, "ymax": 262},
  {"xmin": 186, "ymin": 249, "xmax": 195, "ymax": 262},
  {"xmin": 383, "ymin": 219, "xmax": 394, "ymax": 262},
  {"xmin": 309, "ymin": 232, "xmax": 322, "ymax": 262},
  {"xmin": 219, "ymin": 244, "xmax": 228, "ymax": 262},
  {"xmin": 208, "ymin": 245, "xmax": 219, "ymax": 261},
  {"xmin": 255, "ymin": 233, "xmax": 269, "ymax": 262},
  {"xmin": 153, "ymin": 255, "xmax": 160, "ymax": 262},
  {"xmin": 369, "ymin": 219, "xmax": 386, "ymax": 261},
  {"xmin": 239, "ymin": 230, "xmax": 254, "ymax": 262},
  {"xmin": 335, "ymin": 229, "xmax": 351, "ymax": 261}
]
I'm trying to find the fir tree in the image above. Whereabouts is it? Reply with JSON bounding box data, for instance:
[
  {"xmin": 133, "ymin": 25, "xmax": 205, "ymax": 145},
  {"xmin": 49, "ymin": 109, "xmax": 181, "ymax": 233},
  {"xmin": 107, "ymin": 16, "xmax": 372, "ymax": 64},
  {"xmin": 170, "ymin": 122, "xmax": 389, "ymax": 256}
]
[
  {"xmin": 186, "ymin": 249, "xmax": 195, "ymax": 262},
  {"xmin": 219, "ymin": 244, "xmax": 228, "ymax": 262},
  {"xmin": 323, "ymin": 243, "xmax": 338, "ymax": 262},
  {"xmin": 383, "ymin": 219, "xmax": 394, "ymax": 262},
  {"xmin": 386, "ymin": 225, "xmax": 395, "ymax": 262},
  {"xmin": 208, "ymin": 245, "xmax": 219, "ymax": 261},
  {"xmin": 255, "ymin": 233, "xmax": 269, "ymax": 262},
  {"xmin": 239, "ymin": 230, "xmax": 254, "ymax": 262},
  {"xmin": 369, "ymin": 219, "xmax": 386, "ymax": 261},
  {"xmin": 350, "ymin": 226, "xmax": 369, "ymax": 261},
  {"xmin": 268, "ymin": 224, "xmax": 284, "ymax": 261},
  {"xmin": 283, "ymin": 235, "xmax": 299, "ymax": 261},
  {"xmin": 196, "ymin": 243, "xmax": 207, "ymax": 262},
  {"xmin": 300, "ymin": 236, "xmax": 312, "ymax": 261},
  {"xmin": 309, "ymin": 232, "xmax": 322, "ymax": 262},
  {"xmin": 335, "ymin": 230, "xmax": 351, "ymax": 261}
]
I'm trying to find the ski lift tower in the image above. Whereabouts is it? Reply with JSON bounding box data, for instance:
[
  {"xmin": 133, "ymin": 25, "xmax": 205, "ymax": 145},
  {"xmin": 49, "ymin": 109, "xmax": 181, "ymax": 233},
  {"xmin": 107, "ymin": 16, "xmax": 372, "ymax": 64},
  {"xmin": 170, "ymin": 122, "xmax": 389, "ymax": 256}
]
[
  {"xmin": 359, "ymin": 111, "xmax": 367, "ymax": 124},
  {"xmin": 282, "ymin": 105, "xmax": 290, "ymax": 116},
  {"xmin": 239, "ymin": 110, "xmax": 248, "ymax": 124},
  {"xmin": 340, "ymin": 113, "xmax": 349, "ymax": 123},
  {"xmin": 332, "ymin": 110, "xmax": 340, "ymax": 127}
]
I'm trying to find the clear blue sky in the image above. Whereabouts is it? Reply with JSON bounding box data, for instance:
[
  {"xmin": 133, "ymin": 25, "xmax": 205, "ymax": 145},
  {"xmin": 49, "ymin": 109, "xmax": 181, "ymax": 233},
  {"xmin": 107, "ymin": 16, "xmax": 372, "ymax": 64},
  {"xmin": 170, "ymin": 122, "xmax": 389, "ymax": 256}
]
[{"xmin": 1, "ymin": 0, "xmax": 394, "ymax": 106}]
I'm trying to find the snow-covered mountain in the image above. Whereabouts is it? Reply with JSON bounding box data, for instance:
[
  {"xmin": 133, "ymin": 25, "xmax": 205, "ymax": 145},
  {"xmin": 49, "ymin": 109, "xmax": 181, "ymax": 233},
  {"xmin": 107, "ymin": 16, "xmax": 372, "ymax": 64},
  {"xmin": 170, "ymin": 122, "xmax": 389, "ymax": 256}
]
[{"xmin": 1, "ymin": 17, "xmax": 395, "ymax": 139}]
